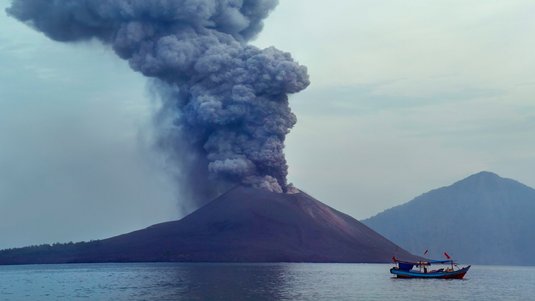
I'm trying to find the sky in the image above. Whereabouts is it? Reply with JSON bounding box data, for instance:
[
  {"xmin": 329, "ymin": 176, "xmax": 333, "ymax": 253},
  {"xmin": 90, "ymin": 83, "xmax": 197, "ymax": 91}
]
[{"xmin": 1, "ymin": 0, "xmax": 535, "ymax": 249}]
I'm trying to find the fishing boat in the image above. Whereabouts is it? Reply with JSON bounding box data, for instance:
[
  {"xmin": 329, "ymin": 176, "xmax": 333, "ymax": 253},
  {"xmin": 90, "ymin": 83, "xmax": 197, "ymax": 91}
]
[{"xmin": 390, "ymin": 256, "xmax": 470, "ymax": 279}]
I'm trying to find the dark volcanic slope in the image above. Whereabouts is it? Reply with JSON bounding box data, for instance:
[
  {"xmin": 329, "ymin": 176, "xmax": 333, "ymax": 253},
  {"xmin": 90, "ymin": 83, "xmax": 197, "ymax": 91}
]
[
  {"xmin": 0, "ymin": 186, "xmax": 414, "ymax": 264},
  {"xmin": 363, "ymin": 172, "xmax": 535, "ymax": 265}
]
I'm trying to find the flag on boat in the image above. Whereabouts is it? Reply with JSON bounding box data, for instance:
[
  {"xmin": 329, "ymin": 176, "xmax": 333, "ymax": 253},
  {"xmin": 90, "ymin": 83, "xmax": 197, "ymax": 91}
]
[
  {"xmin": 444, "ymin": 252, "xmax": 451, "ymax": 259},
  {"xmin": 424, "ymin": 249, "xmax": 429, "ymax": 256}
]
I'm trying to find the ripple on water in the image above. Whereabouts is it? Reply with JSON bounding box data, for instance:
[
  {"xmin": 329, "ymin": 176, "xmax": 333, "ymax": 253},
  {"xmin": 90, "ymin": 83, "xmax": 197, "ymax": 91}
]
[{"xmin": 0, "ymin": 263, "xmax": 533, "ymax": 300}]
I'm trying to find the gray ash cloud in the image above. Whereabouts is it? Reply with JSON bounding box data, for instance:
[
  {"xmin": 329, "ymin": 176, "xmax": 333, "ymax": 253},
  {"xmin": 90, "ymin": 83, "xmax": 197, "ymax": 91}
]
[{"xmin": 7, "ymin": 0, "xmax": 309, "ymax": 203}]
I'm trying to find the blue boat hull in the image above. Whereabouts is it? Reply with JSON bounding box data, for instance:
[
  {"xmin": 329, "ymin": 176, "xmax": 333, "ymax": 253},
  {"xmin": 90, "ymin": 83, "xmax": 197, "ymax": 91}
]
[{"xmin": 390, "ymin": 266, "xmax": 471, "ymax": 279}]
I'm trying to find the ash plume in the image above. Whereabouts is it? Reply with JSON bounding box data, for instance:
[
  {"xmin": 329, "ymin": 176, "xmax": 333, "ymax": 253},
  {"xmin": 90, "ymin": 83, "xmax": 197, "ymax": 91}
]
[{"xmin": 7, "ymin": 0, "xmax": 309, "ymax": 204}]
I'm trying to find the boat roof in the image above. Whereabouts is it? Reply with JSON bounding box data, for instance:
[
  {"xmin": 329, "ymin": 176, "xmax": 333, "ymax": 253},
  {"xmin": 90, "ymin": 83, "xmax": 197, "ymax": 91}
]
[{"xmin": 397, "ymin": 259, "xmax": 454, "ymax": 266}]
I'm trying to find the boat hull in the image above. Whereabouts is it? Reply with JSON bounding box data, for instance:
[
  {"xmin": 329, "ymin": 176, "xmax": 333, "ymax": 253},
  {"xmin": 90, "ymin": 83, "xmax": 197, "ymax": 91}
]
[{"xmin": 390, "ymin": 266, "xmax": 471, "ymax": 279}]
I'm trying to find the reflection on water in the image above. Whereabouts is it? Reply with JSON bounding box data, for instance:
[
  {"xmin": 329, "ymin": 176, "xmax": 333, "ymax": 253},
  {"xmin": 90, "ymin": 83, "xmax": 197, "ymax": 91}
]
[
  {"xmin": 0, "ymin": 263, "xmax": 534, "ymax": 300},
  {"xmin": 162, "ymin": 264, "xmax": 290, "ymax": 300}
]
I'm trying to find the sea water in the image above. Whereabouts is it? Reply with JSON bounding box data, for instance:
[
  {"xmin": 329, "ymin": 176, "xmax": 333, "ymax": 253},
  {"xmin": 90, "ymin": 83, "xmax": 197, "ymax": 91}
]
[{"xmin": 0, "ymin": 263, "xmax": 533, "ymax": 300}]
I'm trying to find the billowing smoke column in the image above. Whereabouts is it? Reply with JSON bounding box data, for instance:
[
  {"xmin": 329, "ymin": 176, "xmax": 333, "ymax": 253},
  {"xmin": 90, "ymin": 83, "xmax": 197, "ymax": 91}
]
[{"xmin": 7, "ymin": 0, "xmax": 309, "ymax": 203}]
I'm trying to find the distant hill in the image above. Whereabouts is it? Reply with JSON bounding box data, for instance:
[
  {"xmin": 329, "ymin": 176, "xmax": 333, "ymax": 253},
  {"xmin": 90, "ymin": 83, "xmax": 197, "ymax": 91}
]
[
  {"xmin": 363, "ymin": 171, "xmax": 535, "ymax": 265},
  {"xmin": 0, "ymin": 186, "xmax": 415, "ymax": 264}
]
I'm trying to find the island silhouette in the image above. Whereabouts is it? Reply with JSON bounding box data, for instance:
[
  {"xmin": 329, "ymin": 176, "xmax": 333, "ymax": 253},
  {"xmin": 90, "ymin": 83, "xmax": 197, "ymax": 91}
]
[{"xmin": 0, "ymin": 186, "xmax": 415, "ymax": 264}]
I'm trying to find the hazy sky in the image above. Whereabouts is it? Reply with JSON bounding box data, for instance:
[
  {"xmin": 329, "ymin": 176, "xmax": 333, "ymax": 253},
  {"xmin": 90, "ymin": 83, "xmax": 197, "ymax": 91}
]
[{"xmin": 1, "ymin": 0, "xmax": 535, "ymax": 249}]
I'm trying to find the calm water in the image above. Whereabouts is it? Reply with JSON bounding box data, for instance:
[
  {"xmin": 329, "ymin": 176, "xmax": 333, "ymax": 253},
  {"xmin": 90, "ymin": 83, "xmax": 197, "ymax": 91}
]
[{"xmin": 0, "ymin": 263, "xmax": 533, "ymax": 300}]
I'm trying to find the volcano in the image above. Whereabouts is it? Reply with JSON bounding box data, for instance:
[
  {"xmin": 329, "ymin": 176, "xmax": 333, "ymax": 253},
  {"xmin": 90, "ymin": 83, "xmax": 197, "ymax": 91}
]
[{"xmin": 0, "ymin": 187, "xmax": 415, "ymax": 264}]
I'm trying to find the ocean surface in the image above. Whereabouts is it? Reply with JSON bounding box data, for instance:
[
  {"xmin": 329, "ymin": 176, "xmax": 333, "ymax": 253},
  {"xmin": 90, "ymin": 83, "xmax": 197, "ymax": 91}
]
[{"xmin": 0, "ymin": 263, "xmax": 533, "ymax": 300}]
